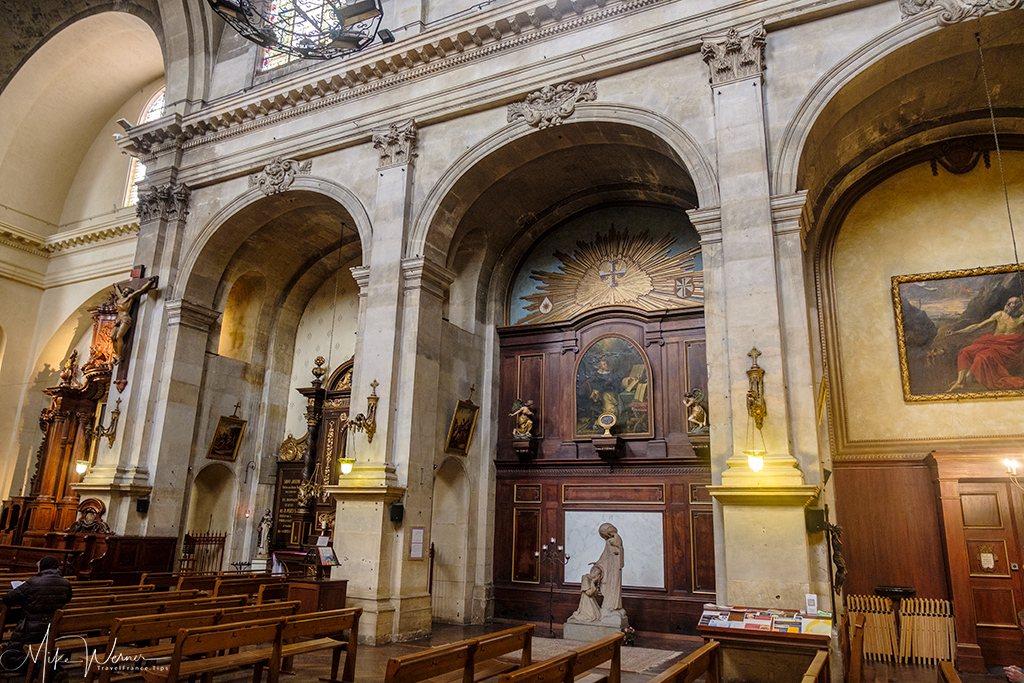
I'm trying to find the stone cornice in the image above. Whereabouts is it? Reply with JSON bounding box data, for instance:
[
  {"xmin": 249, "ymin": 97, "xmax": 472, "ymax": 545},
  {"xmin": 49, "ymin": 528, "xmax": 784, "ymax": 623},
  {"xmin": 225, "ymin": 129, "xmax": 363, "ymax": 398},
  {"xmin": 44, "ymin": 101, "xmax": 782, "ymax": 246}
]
[
  {"xmin": 0, "ymin": 212, "xmax": 140, "ymax": 258},
  {"xmin": 165, "ymin": 299, "xmax": 220, "ymax": 332},
  {"xmin": 350, "ymin": 265, "xmax": 371, "ymax": 296},
  {"xmin": 899, "ymin": 0, "xmax": 1023, "ymax": 24},
  {"xmin": 401, "ymin": 257, "xmax": 456, "ymax": 299},
  {"xmin": 686, "ymin": 206, "xmax": 723, "ymax": 245}
]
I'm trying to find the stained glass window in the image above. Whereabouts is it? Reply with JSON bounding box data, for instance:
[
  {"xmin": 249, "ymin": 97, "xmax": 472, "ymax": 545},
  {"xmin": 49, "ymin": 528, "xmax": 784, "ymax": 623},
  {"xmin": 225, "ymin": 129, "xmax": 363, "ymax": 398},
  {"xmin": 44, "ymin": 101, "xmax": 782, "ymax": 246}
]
[
  {"xmin": 125, "ymin": 89, "xmax": 166, "ymax": 207},
  {"xmin": 259, "ymin": 0, "xmax": 313, "ymax": 71}
]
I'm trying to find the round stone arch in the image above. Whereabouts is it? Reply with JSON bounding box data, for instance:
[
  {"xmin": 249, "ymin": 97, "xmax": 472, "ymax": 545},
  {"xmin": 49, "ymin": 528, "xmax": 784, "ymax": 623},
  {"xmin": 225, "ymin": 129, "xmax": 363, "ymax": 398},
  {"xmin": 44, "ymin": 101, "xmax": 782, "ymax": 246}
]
[
  {"xmin": 772, "ymin": 14, "xmax": 947, "ymax": 196},
  {"xmin": 408, "ymin": 102, "xmax": 719, "ymax": 266},
  {"xmin": 175, "ymin": 176, "xmax": 373, "ymax": 306}
]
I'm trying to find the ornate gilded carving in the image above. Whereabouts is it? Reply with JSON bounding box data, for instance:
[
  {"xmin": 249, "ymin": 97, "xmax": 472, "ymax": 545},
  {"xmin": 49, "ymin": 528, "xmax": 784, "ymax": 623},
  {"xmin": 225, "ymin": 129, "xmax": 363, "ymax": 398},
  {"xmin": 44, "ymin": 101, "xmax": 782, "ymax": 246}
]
[
  {"xmin": 279, "ymin": 433, "xmax": 307, "ymax": 462},
  {"xmin": 136, "ymin": 183, "xmax": 191, "ymax": 223},
  {"xmin": 507, "ymin": 81, "xmax": 597, "ymax": 129},
  {"xmin": 899, "ymin": 0, "xmax": 1023, "ymax": 24},
  {"xmin": 700, "ymin": 21, "xmax": 767, "ymax": 85},
  {"xmin": 249, "ymin": 156, "xmax": 312, "ymax": 195},
  {"xmin": 372, "ymin": 119, "xmax": 417, "ymax": 168},
  {"xmin": 746, "ymin": 348, "xmax": 767, "ymax": 430},
  {"xmin": 59, "ymin": 351, "xmax": 80, "ymax": 387}
]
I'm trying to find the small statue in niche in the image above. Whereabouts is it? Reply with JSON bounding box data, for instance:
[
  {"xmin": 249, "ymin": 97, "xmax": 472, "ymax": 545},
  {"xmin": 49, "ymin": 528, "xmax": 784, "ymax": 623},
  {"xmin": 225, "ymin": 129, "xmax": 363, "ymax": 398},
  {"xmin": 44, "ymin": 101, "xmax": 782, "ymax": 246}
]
[
  {"xmin": 683, "ymin": 388, "xmax": 709, "ymax": 434},
  {"xmin": 568, "ymin": 564, "xmax": 603, "ymax": 623},
  {"xmin": 59, "ymin": 351, "xmax": 80, "ymax": 387},
  {"xmin": 509, "ymin": 398, "xmax": 535, "ymax": 439},
  {"xmin": 256, "ymin": 508, "xmax": 273, "ymax": 559},
  {"xmin": 110, "ymin": 277, "xmax": 158, "ymax": 365}
]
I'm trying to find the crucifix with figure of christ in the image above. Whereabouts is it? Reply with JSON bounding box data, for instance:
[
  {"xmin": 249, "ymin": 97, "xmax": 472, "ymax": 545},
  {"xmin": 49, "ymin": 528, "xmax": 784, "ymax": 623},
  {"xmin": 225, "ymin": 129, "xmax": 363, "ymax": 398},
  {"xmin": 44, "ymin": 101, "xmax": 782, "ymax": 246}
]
[{"xmin": 111, "ymin": 264, "xmax": 159, "ymax": 392}]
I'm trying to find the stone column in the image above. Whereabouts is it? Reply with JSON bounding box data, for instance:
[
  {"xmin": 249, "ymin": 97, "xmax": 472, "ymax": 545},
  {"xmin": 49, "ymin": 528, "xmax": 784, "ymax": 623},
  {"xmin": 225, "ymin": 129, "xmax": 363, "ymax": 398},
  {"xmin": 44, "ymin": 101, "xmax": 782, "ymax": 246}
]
[
  {"xmin": 328, "ymin": 120, "xmax": 416, "ymax": 644},
  {"xmin": 75, "ymin": 179, "xmax": 198, "ymax": 534},
  {"xmin": 696, "ymin": 22, "xmax": 819, "ymax": 610}
]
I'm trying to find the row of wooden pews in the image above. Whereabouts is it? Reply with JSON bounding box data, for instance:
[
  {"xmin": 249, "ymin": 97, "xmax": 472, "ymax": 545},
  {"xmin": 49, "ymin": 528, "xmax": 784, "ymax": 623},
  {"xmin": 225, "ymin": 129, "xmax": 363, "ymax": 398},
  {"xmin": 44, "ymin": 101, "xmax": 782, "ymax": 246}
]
[{"xmin": 0, "ymin": 571, "xmax": 359, "ymax": 683}]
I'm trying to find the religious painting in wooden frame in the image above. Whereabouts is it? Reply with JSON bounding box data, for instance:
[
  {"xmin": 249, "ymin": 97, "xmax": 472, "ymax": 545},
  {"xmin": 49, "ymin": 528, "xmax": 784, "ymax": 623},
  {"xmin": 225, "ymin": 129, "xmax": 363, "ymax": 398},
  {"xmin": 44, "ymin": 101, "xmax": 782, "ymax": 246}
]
[
  {"xmin": 574, "ymin": 335, "xmax": 653, "ymax": 438},
  {"xmin": 444, "ymin": 400, "xmax": 479, "ymax": 455},
  {"xmin": 206, "ymin": 415, "xmax": 247, "ymax": 461},
  {"xmin": 892, "ymin": 264, "xmax": 1024, "ymax": 402}
]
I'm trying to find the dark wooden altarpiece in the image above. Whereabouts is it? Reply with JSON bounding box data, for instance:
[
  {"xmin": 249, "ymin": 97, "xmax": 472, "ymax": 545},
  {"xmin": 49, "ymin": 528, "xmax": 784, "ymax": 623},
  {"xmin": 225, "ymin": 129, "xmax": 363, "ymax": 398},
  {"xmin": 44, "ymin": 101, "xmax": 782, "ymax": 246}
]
[
  {"xmin": 493, "ymin": 308, "xmax": 715, "ymax": 635},
  {"xmin": 273, "ymin": 360, "xmax": 352, "ymax": 573}
]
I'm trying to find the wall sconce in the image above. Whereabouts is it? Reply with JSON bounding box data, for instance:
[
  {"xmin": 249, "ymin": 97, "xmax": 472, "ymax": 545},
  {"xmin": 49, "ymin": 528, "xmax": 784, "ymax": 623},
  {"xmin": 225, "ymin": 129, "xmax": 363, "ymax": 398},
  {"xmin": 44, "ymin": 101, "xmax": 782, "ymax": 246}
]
[
  {"xmin": 743, "ymin": 348, "xmax": 768, "ymax": 472},
  {"xmin": 95, "ymin": 398, "xmax": 122, "ymax": 448},
  {"xmin": 338, "ymin": 457, "xmax": 355, "ymax": 475},
  {"xmin": 75, "ymin": 460, "xmax": 90, "ymax": 476},
  {"xmin": 1004, "ymin": 459, "xmax": 1024, "ymax": 492},
  {"xmin": 347, "ymin": 379, "xmax": 379, "ymax": 443}
]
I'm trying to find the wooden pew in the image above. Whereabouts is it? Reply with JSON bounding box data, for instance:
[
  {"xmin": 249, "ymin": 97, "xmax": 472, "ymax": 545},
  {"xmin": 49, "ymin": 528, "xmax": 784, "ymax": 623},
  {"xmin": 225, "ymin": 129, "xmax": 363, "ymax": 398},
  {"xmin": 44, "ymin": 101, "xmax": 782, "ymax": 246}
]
[
  {"xmin": 139, "ymin": 607, "xmax": 360, "ymax": 683},
  {"xmin": 569, "ymin": 633, "xmax": 621, "ymax": 683},
  {"xmin": 213, "ymin": 575, "xmax": 289, "ymax": 599},
  {"xmin": 800, "ymin": 650, "xmax": 829, "ymax": 683},
  {"xmin": 847, "ymin": 613, "xmax": 865, "ymax": 683},
  {"xmin": 497, "ymin": 653, "xmax": 573, "ymax": 683},
  {"xmin": 644, "ymin": 641, "xmax": 720, "ymax": 683},
  {"xmin": 385, "ymin": 639, "xmax": 477, "ymax": 683},
  {"xmin": 89, "ymin": 601, "xmax": 301, "ymax": 683},
  {"xmin": 938, "ymin": 661, "xmax": 962, "ymax": 683}
]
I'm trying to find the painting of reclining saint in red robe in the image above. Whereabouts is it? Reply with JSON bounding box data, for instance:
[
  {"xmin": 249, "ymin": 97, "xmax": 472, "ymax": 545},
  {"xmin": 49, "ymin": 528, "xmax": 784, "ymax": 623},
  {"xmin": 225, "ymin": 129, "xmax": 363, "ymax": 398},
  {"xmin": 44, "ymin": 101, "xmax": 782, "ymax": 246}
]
[{"xmin": 893, "ymin": 265, "xmax": 1024, "ymax": 401}]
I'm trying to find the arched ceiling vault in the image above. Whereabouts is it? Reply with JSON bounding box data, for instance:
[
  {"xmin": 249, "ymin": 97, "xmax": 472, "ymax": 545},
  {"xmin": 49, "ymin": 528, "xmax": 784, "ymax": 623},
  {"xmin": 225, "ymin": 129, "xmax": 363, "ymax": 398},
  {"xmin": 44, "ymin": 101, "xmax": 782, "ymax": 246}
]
[
  {"xmin": 434, "ymin": 121, "xmax": 698, "ymax": 299},
  {"xmin": 0, "ymin": 11, "xmax": 163, "ymax": 233},
  {"xmin": 799, "ymin": 11, "xmax": 1024, "ymax": 254}
]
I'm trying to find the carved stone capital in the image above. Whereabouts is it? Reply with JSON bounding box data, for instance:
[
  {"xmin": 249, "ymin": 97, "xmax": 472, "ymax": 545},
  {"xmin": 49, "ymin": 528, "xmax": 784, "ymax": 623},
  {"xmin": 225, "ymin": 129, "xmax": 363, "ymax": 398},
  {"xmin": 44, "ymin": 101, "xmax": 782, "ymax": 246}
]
[
  {"xmin": 350, "ymin": 265, "xmax": 371, "ymax": 296},
  {"xmin": 899, "ymin": 0, "xmax": 1022, "ymax": 24},
  {"xmin": 401, "ymin": 257, "xmax": 456, "ymax": 299},
  {"xmin": 507, "ymin": 81, "xmax": 597, "ymax": 129},
  {"xmin": 701, "ymin": 21, "xmax": 767, "ymax": 85},
  {"xmin": 249, "ymin": 157, "xmax": 312, "ymax": 195},
  {"xmin": 165, "ymin": 299, "xmax": 220, "ymax": 333},
  {"xmin": 136, "ymin": 183, "xmax": 191, "ymax": 224},
  {"xmin": 372, "ymin": 119, "xmax": 417, "ymax": 169}
]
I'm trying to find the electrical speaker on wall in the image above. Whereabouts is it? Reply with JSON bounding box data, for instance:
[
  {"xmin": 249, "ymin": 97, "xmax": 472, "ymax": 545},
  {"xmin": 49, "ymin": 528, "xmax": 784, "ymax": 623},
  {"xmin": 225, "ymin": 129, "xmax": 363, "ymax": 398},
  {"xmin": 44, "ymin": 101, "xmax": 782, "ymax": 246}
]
[
  {"xmin": 136, "ymin": 497, "xmax": 150, "ymax": 514},
  {"xmin": 390, "ymin": 503, "xmax": 404, "ymax": 523}
]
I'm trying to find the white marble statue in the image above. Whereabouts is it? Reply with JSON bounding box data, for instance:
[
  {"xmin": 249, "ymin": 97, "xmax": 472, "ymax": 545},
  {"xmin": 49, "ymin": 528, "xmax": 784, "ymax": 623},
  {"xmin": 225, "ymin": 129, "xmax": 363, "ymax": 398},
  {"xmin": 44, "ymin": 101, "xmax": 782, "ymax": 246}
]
[
  {"xmin": 594, "ymin": 522, "xmax": 624, "ymax": 616},
  {"xmin": 569, "ymin": 564, "xmax": 603, "ymax": 623},
  {"xmin": 256, "ymin": 508, "xmax": 273, "ymax": 559}
]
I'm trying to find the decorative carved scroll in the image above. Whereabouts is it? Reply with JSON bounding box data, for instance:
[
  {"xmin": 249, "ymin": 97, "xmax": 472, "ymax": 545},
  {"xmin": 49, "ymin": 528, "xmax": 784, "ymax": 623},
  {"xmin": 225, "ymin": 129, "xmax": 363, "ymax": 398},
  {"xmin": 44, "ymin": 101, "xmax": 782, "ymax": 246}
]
[
  {"xmin": 279, "ymin": 433, "xmax": 307, "ymax": 462},
  {"xmin": 507, "ymin": 81, "xmax": 597, "ymax": 129},
  {"xmin": 249, "ymin": 157, "xmax": 313, "ymax": 195},
  {"xmin": 899, "ymin": 0, "xmax": 1023, "ymax": 24}
]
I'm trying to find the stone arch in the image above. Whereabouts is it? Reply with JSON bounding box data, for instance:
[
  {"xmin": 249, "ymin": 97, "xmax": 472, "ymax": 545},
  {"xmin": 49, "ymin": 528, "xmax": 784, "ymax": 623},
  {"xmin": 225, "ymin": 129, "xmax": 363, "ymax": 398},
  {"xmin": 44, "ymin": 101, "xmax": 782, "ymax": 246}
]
[
  {"xmin": 410, "ymin": 102, "xmax": 719, "ymax": 266},
  {"xmin": 185, "ymin": 462, "xmax": 236, "ymax": 535},
  {"xmin": 176, "ymin": 177, "xmax": 372, "ymax": 306},
  {"xmin": 430, "ymin": 456, "xmax": 472, "ymax": 623},
  {"xmin": 771, "ymin": 14, "xmax": 943, "ymax": 197}
]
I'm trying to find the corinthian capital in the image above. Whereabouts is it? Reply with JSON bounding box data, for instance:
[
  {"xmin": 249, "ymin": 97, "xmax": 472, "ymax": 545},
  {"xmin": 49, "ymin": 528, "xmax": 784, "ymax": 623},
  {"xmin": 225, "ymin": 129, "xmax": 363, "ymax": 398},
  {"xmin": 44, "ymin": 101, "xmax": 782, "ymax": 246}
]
[
  {"xmin": 136, "ymin": 183, "xmax": 191, "ymax": 224},
  {"xmin": 372, "ymin": 119, "xmax": 417, "ymax": 169},
  {"xmin": 701, "ymin": 21, "xmax": 767, "ymax": 86}
]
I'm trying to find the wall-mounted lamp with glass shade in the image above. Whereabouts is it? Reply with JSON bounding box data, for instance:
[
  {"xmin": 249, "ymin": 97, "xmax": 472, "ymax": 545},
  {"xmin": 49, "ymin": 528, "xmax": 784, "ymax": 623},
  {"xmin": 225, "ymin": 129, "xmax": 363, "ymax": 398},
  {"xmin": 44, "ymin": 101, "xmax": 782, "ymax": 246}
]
[
  {"xmin": 75, "ymin": 460, "xmax": 90, "ymax": 476},
  {"xmin": 743, "ymin": 347, "xmax": 768, "ymax": 472}
]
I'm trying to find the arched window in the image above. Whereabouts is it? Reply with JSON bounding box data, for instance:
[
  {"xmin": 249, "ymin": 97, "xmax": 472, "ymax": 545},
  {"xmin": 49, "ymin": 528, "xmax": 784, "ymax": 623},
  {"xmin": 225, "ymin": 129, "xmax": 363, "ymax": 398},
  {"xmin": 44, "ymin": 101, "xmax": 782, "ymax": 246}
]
[{"xmin": 124, "ymin": 89, "xmax": 166, "ymax": 207}]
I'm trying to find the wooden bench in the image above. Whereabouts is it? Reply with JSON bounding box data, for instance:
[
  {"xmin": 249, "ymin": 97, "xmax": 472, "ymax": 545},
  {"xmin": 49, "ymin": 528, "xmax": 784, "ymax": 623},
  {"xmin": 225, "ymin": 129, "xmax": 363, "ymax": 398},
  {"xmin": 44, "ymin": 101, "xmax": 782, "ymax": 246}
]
[
  {"xmin": 645, "ymin": 641, "xmax": 720, "ymax": 683},
  {"xmin": 384, "ymin": 624, "xmax": 535, "ymax": 683},
  {"xmin": 799, "ymin": 650, "xmax": 829, "ymax": 683},
  {"xmin": 497, "ymin": 633, "xmax": 622, "ymax": 683},
  {"xmin": 213, "ymin": 576, "xmax": 289, "ymax": 599},
  {"xmin": 138, "ymin": 607, "xmax": 360, "ymax": 683},
  {"xmin": 938, "ymin": 661, "xmax": 962, "ymax": 683},
  {"xmin": 88, "ymin": 601, "xmax": 302, "ymax": 683}
]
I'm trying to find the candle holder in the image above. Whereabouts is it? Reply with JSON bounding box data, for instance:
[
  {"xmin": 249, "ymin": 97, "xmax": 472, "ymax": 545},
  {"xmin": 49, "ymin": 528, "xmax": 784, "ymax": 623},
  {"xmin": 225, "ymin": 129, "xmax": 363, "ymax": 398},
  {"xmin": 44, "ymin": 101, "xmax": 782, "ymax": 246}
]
[{"xmin": 535, "ymin": 537, "xmax": 570, "ymax": 637}]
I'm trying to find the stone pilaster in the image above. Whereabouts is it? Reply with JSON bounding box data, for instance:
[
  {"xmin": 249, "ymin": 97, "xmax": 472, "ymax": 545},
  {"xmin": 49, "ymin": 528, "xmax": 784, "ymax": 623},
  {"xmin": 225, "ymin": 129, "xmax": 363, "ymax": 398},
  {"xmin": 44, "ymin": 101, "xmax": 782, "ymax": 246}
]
[
  {"xmin": 698, "ymin": 22, "xmax": 819, "ymax": 610},
  {"xmin": 331, "ymin": 119, "xmax": 419, "ymax": 644}
]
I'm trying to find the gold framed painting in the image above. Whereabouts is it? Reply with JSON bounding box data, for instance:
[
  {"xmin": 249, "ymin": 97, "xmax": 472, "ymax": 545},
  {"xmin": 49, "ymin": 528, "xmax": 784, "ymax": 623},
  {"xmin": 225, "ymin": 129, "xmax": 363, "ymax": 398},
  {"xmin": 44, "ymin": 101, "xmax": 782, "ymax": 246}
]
[
  {"xmin": 206, "ymin": 415, "xmax": 247, "ymax": 461},
  {"xmin": 444, "ymin": 400, "xmax": 479, "ymax": 455},
  {"xmin": 892, "ymin": 263, "xmax": 1024, "ymax": 401}
]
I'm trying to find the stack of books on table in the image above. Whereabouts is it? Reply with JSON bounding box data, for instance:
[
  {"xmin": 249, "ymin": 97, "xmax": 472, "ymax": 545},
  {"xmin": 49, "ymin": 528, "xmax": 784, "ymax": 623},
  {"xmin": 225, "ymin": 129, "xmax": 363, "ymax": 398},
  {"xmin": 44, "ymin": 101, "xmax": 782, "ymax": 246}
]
[{"xmin": 698, "ymin": 604, "xmax": 832, "ymax": 635}]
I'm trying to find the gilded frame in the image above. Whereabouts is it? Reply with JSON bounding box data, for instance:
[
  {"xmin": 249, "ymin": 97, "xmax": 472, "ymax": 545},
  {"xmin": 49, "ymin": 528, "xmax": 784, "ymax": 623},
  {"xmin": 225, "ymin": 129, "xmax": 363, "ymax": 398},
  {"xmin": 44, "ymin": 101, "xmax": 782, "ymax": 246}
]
[
  {"xmin": 892, "ymin": 263, "xmax": 1024, "ymax": 402},
  {"xmin": 573, "ymin": 334, "xmax": 654, "ymax": 439},
  {"xmin": 206, "ymin": 415, "xmax": 247, "ymax": 462},
  {"xmin": 444, "ymin": 400, "xmax": 479, "ymax": 455}
]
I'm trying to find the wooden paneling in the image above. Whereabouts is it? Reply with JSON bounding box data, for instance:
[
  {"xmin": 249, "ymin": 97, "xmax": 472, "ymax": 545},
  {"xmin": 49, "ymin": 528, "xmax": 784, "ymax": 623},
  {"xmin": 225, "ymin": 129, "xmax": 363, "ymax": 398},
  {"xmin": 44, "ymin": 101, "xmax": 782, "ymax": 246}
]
[
  {"xmin": 514, "ymin": 485, "xmax": 541, "ymax": 503},
  {"xmin": 562, "ymin": 484, "xmax": 664, "ymax": 504},
  {"xmin": 691, "ymin": 509, "xmax": 716, "ymax": 594},
  {"xmin": 973, "ymin": 587, "xmax": 1017, "ymax": 626},
  {"xmin": 512, "ymin": 508, "xmax": 540, "ymax": 583},
  {"xmin": 517, "ymin": 354, "xmax": 545, "ymax": 439},
  {"xmin": 833, "ymin": 461, "xmax": 948, "ymax": 599},
  {"xmin": 962, "ymin": 493, "xmax": 1002, "ymax": 528}
]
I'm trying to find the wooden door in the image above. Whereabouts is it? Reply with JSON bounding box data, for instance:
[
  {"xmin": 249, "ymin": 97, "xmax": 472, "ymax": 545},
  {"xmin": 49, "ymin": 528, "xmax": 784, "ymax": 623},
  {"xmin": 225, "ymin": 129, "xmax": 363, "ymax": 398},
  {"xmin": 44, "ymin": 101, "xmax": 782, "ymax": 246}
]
[{"xmin": 959, "ymin": 482, "xmax": 1024, "ymax": 665}]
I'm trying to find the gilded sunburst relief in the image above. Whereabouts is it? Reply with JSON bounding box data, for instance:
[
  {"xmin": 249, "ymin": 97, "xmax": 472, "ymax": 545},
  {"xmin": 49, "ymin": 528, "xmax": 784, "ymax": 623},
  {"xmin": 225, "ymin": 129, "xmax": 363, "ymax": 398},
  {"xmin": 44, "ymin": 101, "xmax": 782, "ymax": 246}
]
[{"xmin": 509, "ymin": 206, "xmax": 703, "ymax": 326}]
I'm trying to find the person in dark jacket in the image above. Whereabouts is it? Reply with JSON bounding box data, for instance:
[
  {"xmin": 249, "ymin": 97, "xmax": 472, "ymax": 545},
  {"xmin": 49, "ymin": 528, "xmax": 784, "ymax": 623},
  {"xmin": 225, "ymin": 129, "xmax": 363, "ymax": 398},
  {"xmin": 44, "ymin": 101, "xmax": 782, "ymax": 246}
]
[{"xmin": 0, "ymin": 556, "xmax": 73, "ymax": 675}]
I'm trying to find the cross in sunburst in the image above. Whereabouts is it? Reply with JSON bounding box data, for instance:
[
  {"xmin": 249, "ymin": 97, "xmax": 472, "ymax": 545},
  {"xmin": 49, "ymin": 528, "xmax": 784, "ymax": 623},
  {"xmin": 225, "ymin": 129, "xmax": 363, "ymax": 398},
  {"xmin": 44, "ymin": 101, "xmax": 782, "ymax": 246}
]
[{"xmin": 599, "ymin": 260, "xmax": 627, "ymax": 288}]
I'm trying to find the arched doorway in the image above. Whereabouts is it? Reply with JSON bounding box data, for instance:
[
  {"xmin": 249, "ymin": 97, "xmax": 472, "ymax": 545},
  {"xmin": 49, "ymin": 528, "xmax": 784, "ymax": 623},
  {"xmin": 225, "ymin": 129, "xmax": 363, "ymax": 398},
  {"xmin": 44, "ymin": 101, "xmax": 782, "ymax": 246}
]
[{"xmin": 431, "ymin": 458, "xmax": 472, "ymax": 623}]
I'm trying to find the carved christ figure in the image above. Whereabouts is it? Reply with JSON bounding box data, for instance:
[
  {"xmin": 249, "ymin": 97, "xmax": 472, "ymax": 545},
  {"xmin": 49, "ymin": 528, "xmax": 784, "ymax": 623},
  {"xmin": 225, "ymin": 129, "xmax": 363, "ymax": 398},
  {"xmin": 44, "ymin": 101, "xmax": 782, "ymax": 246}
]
[{"xmin": 110, "ymin": 277, "xmax": 157, "ymax": 365}]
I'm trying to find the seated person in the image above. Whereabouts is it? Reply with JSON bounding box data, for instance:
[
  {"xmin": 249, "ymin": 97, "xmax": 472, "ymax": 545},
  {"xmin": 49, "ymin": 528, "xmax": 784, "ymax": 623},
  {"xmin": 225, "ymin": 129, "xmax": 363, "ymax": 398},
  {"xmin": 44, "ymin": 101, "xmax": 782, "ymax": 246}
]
[{"xmin": 0, "ymin": 556, "xmax": 73, "ymax": 676}]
